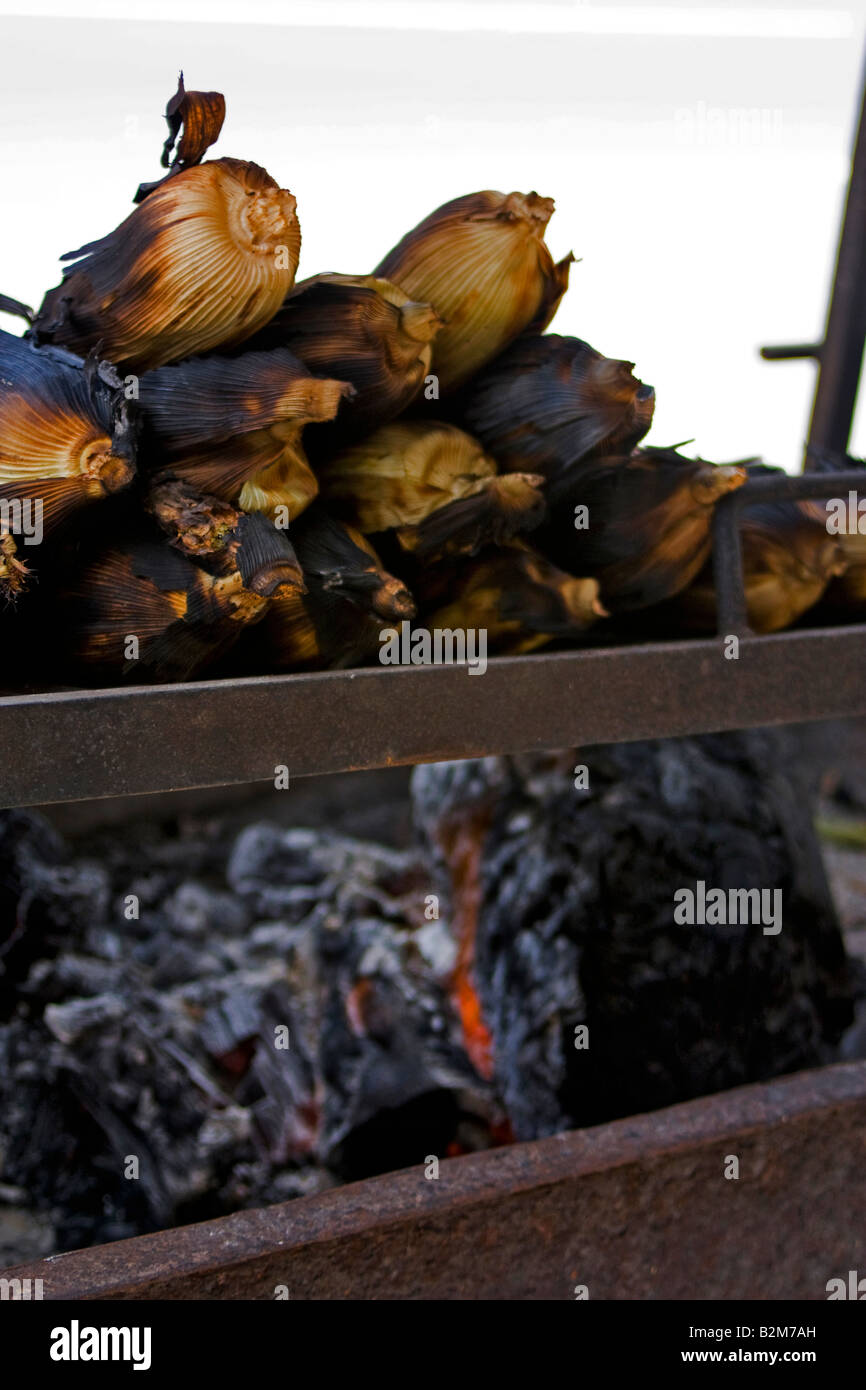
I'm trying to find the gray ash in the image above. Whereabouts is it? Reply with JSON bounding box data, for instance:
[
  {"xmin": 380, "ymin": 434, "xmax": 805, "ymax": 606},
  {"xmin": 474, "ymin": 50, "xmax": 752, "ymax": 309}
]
[{"xmin": 0, "ymin": 813, "xmax": 495, "ymax": 1265}]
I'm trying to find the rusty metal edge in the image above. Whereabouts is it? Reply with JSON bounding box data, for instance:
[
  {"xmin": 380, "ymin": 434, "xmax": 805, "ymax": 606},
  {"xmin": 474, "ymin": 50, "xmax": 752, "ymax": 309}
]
[
  {"xmin": 1, "ymin": 625, "xmax": 866, "ymax": 809},
  {"xmin": 5, "ymin": 1058, "xmax": 866, "ymax": 1300}
]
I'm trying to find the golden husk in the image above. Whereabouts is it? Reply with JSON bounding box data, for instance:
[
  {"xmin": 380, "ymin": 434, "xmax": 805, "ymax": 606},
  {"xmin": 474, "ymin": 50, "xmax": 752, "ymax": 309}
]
[
  {"xmin": 375, "ymin": 191, "xmax": 566, "ymax": 391},
  {"xmin": 320, "ymin": 420, "xmax": 499, "ymax": 532},
  {"xmin": 0, "ymin": 334, "xmax": 136, "ymax": 542},
  {"xmin": 36, "ymin": 158, "xmax": 301, "ymax": 371}
]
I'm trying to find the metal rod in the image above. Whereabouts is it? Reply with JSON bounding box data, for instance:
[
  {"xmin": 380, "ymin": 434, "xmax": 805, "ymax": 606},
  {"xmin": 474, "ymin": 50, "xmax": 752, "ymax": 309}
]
[
  {"xmin": 730, "ymin": 468, "xmax": 865, "ymax": 505},
  {"xmin": 708, "ymin": 466, "xmax": 865, "ymax": 633},
  {"xmin": 807, "ymin": 55, "xmax": 866, "ymax": 459},
  {"xmin": 760, "ymin": 343, "xmax": 822, "ymax": 362},
  {"xmin": 712, "ymin": 494, "xmax": 750, "ymax": 635},
  {"xmin": 0, "ymin": 627, "xmax": 865, "ymax": 809}
]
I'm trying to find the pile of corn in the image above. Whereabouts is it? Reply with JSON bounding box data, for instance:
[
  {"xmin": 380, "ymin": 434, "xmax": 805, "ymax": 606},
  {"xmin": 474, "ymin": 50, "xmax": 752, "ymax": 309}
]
[{"xmin": 0, "ymin": 78, "xmax": 860, "ymax": 685}]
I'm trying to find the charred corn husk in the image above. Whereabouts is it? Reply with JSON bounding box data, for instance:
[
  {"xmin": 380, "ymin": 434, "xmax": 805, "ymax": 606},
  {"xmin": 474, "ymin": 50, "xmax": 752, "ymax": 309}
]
[
  {"xmin": 252, "ymin": 506, "xmax": 416, "ymax": 671},
  {"xmin": 62, "ymin": 533, "xmax": 294, "ymax": 683},
  {"xmin": 139, "ymin": 348, "xmax": 350, "ymax": 455},
  {"xmin": 400, "ymin": 471, "xmax": 547, "ymax": 562},
  {"xmin": 140, "ymin": 349, "xmax": 353, "ymax": 522},
  {"xmin": 146, "ymin": 480, "xmax": 304, "ymax": 596},
  {"xmin": 459, "ymin": 334, "xmax": 655, "ymax": 481},
  {"xmin": 673, "ymin": 465, "xmax": 848, "ymax": 634},
  {"xmin": 0, "ymin": 293, "xmax": 34, "ymax": 325},
  {"xmin": 0, "ymin": 333, "xmax": 136, "ymax": 598},
  {"xmin": 240, "ymin": 273, "xmax": 442, "ymax": 451},
  {"xmin": 35, "ymin": 158, "xmax": 300, "ymax": 372},
  {"xmin": 320, "ymin": 420, "xmax": 545, "ymax": 558},
  {"xmin": 418, "ymin": 540, "xmax": 605, "ymax": 655},
  {"xmin": 375, "ymin": 191, "xmax": 568, "ymax": 391},
  {"xmin": 539, "ymin": 446, "xmax": 747, "ymax": 612},
  {"xmin": 291, "ymin": 505, "xmax": 416, "ymax": 622},
  {"xmin": 224, "ymin": 510, "xmax": 306, "ymax": 598},
  {"xmin": 146, "ymin": 479, "xmax": 242, "ymax": 563},
  {"xmin": 135, "ymin": 73, "xmax": 227, "ymax": 202}
]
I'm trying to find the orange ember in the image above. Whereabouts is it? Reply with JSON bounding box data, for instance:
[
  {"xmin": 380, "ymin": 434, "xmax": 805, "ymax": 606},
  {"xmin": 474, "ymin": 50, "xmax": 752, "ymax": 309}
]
[
  {"xmin": 438, "ymin": 811, "xmax": 496, "ymax": 1082},
  {"xmin": 453, "ymin": 966, "xmax": 494, "ymax": 1080}
]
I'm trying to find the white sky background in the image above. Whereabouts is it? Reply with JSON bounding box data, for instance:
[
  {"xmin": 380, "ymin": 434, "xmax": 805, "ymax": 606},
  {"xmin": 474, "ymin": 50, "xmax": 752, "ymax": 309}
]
[{"xmin": 0, "ymin": 0, "xmax": 864, "ymax": 468}]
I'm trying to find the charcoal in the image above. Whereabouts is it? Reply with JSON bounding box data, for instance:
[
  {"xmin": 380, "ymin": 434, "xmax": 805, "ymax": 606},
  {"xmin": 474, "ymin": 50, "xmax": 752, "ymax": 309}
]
[
  {"xmin": 0, "ymin": 813, "xmax": 111, "ymax": 1012},
  {"xmin": 82, "ymin": 925, "xmax": 124, "ymax": 962},
  {"xmin": 0, "ymin": 808, "xmax": 493, "ymax": 1260},
  {"xmin": 0, "ymin": 1202, "xmax": 56, "ymax": 1267},
  {"xmin": 412, "ymin": 730, "xmax": 864, "ymax": 1141},
  {"xmin": 227, "ymin": 826, "xmax": 330, "ymax": 899},
  {"xmin": 199, "ymin": 991, "xmax": 261, "ymax": 1059},
  {"xmin": 309, "ymin": 918, "xmax": 493, "ymax": 1177},
  {"xmin": 24, "ymin": 952, "xmax": 127, "ymax": 1001},
  {"xmin": 44, "ymin": 993, "xmax": 127, "ymax": 1045},
  {"xmin": 150, "ymin": 941, "xmax": 214, "ymax": 988},
  {"xmin": 164, "ymin": 880, "xmax": 251, "ymax": 939}
]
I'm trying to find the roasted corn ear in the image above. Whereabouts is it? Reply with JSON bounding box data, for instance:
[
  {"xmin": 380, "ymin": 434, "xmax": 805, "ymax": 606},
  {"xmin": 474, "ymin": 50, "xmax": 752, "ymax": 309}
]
[
  {"xmin": 418, "ymin": 540, "xmax": 605, "ymax": 655},
  {"xmin": 539, "ymin": 446, "xmax": 747, "ymax": 611},
  {"xmin": 241, "ymin": 273, "xmax": 442, "ymax": 452},
  {"xmin": 252, "ymin": 506, "xmax": 415, "ymax": 671},
  {"xmin": 0, "ymin": 333, "xmax": 136, "ymax": 600},
  {"xmin": 459, "ymin": 334, "xmax": 654, "ymax": 481},
  {"xmin": 320, "ymin": 419, "xmax": 545, "ymax": 557},
  {"xmin": 146, "ymin": 479, "xmax": 304, "ymax": 596},
  {"xmin": 139, "ymin": 348, "xmax": 353, "ymax": 522},
  {"xmin": 375, "ymin": 191, "xmax": 568, "ymax": 391},
  {"xmin": 62, "ymin": 534, "xmax": 288, "ymax": 683},
  {"xmin": 35, "ymin": 158, "xmax": 301, "ymax": 371}
]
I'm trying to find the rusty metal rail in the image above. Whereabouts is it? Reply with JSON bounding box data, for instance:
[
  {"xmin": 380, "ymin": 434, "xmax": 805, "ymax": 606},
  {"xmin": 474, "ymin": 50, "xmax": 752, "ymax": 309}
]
[
  {"xmin": 0, "ymin": 623, "xmax": 864, "ymax": 808},
  {"xmin": 6, "ymin": 1059, "xmax": 866, "ymax": 1300}
]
